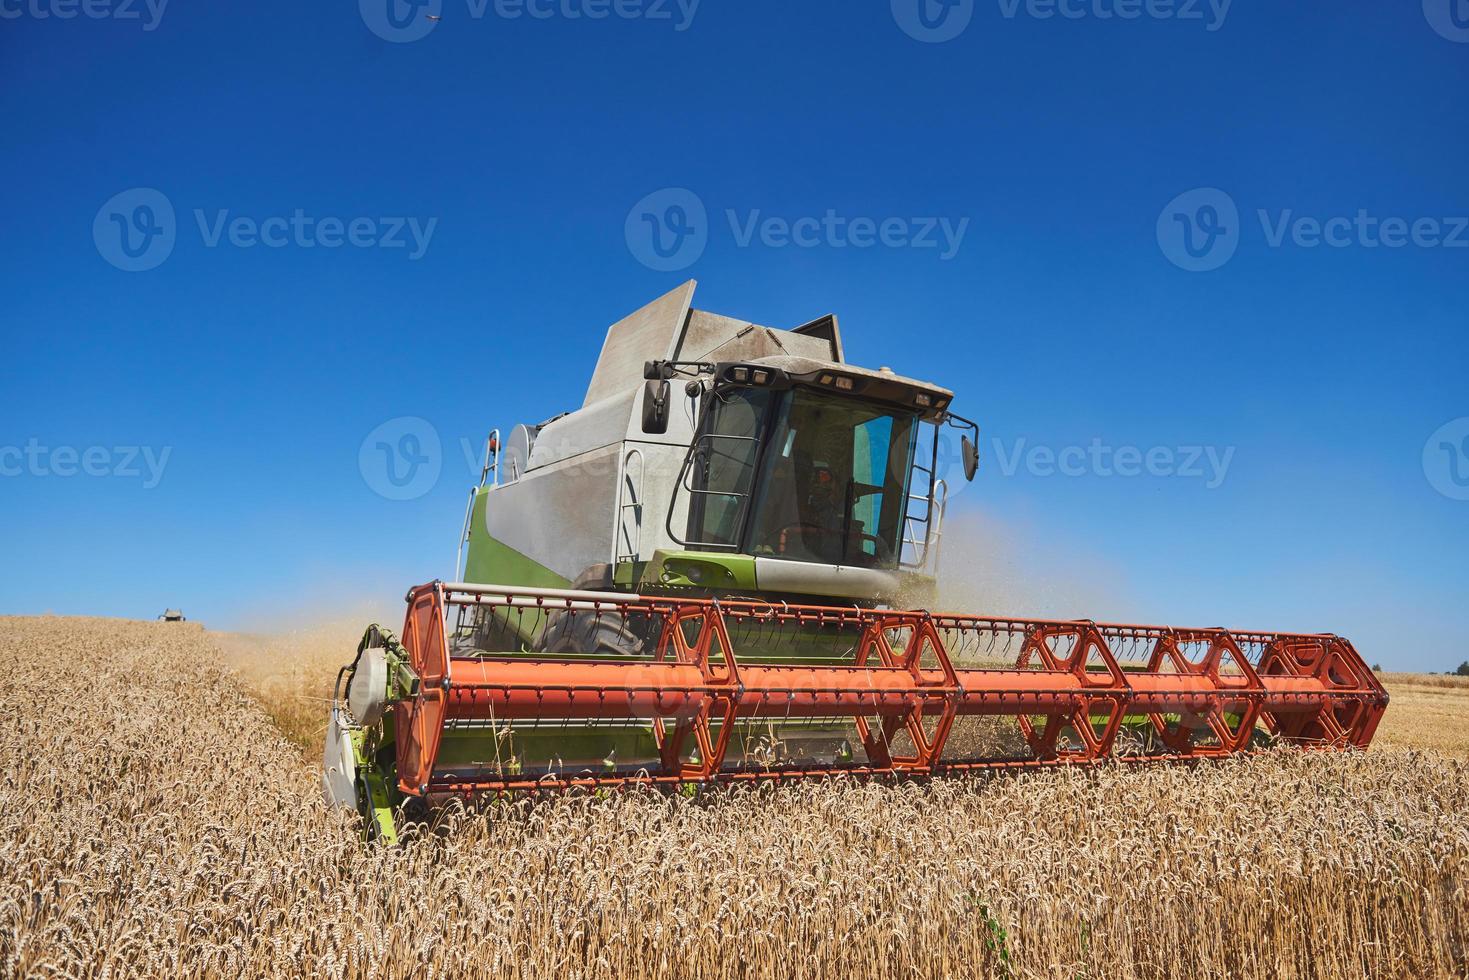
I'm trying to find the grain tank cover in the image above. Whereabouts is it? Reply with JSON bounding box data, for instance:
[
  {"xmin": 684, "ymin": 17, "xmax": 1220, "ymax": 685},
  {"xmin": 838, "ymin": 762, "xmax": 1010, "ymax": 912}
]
[{"xmin": 582, "ymin": 280, "xmax": 843, "ymax": 407}]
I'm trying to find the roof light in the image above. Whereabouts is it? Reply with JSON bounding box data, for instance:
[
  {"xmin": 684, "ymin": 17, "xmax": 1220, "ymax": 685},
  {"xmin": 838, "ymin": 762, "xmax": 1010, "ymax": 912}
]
[
  {"xmin": 819, "ymin": 374, "xmax": 834, "ymax": 385},
  {"xmin": 752, "ymin": 369, "xmax": 771, "ymax": 385},
  {"xmin": 914, "ymin": 392, "xmax": 933, "ymax": 408},
  {"xmin": 731, "ymin": 367, "xmax": 749, "ymax": 383},
  {"xmin": 834, "ymin": 377, "xmax": 854, "ymax": 391}
]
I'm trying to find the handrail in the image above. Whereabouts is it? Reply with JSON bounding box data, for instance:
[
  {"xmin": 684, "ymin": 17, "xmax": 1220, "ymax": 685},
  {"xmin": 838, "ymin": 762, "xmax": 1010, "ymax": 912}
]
[
  {"xmin": 457, "ymin": 429, "xmax": 501, "ymax": 577},
  {"xmin": 455, "ymin": 488, "xmax": 477, "ymax": 580},
  {"xmin": 928, "ymin": 478, "xmax": 949, "ymax": 571},
  {"xmin": 614, "ymin": 447, "xmax": 646, "ymax": 564},
  {"xmin": 477, "ymin": 428, "xmax": 501, "ymax": 488},
  {"xmin": 666, "ymin": 431, "xmax": 763, "ymax": 551}
]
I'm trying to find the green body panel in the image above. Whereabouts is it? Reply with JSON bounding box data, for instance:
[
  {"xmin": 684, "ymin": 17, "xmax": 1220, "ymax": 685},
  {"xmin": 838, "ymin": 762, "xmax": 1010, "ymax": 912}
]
[
  {"xmin": 438, "ymin": 722, "xmax": 854, "ymax": 773},
  {"xmin": 349, "ymin": 724, "xmax": 399, "ymax": 844},
  {"xmin": 462, "ymin": 490, "xmax": 572, "ymax": 644},
  {"xmin": 612, "ymin": 560, "xmax": 643, "ymax": 589},
  {"xmin": 437, "ymin": 727, "xmax": 659, "ymax": 770},
  {"xmin": 463, "ymin": 489, "xmax": 572, "ymax": 589},
  {"xmin": 641, "ymin": 550, "xmax": 758, "ymax": 590}
]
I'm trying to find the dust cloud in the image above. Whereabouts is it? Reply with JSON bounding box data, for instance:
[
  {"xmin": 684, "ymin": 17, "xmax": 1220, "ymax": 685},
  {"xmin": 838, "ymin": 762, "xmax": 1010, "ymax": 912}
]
[{"xmin": 931, "ymin": 509, "xmax": 1132, "ymax": 621}]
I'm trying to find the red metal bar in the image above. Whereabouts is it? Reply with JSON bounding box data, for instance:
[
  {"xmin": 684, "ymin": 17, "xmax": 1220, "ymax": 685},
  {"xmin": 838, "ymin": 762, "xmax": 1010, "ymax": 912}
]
[{"xmin": 395, "ymin": 583, "xmax": 1389, "ymax": 796}]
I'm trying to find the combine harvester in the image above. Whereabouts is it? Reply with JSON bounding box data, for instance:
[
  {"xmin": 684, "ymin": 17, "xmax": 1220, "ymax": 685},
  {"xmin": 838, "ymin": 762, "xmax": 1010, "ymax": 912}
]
[{"xmin": 323, "ymin": 282, "xmax": 1388, "ymax": 840}]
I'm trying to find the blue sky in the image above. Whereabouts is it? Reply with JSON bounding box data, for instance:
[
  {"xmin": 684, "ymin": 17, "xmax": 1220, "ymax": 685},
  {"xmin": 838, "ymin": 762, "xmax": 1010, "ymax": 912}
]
[{"xmin": 1, "ymin": 0, "xmax": 1465, "ymax": 669}]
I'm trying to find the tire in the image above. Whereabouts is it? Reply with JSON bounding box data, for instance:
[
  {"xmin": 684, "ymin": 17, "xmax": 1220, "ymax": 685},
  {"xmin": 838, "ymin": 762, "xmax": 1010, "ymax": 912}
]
[{"xmin": 536, "ymin": 608, "xmax": 649, "ymax": 657}]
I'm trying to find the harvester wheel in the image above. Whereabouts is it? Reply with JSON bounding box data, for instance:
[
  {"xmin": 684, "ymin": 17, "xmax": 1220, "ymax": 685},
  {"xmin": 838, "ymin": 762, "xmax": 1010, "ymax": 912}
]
[
  {"xmin": 449, "ymin": 606, "xmax": 527, "ymax": 657},
  {"xmin": 536, "ymin": 608, "xmax": 648, "ymax": 658}
]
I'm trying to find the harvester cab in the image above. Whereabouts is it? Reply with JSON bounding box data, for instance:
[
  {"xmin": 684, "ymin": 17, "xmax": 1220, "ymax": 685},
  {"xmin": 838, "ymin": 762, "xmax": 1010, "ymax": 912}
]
[
  {"xmin": 456, "ymin": 279, "xmax": 976, "ymax": 619},
  {"xmin": 324, "ymin": 281, "xmax": 1386, "ymax": 842}
]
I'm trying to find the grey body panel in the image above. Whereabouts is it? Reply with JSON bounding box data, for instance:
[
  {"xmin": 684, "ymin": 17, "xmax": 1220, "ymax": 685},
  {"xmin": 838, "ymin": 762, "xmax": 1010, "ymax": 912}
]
[
  {"xmin": 484, "ymin": 443, "xmax": 624, "ymax": 581},
  {"xmin": 529, "ymin": 389, "xmax": 641, "ymax": 471},
  {"xmin": 741, "ymin": 354, "xmax": 952, "ymax": 402},
  {"xmin": 583, "ymin": 280, "xmax": 846, "ymax": 409},
  {"xmin": 753, "ymin": 557, "xmax": 905, "ymax": 602},
  {"xmin": 478, "ymin": 280, "xmax": 942, "ymax": 585},
  {"xmin": 677, "ymin": 310, "xmax": 838, "ymax": 365},
  {"xmin": 583, "ymin": 281, "xmax": 696, "ymax": 408}
]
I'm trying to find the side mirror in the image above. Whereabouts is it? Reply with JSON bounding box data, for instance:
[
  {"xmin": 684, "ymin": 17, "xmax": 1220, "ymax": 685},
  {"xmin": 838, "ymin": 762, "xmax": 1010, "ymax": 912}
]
[
  {"xmin": 961, "ymin": 434, "xmax": 979, "ymax": 481},
  {"xmin": 642, "ymin": 379, "xmax": 670, "ymax": 434}
]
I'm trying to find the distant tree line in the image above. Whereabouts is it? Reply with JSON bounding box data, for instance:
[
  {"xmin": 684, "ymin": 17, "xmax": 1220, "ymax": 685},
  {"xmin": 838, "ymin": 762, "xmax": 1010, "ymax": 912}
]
[{"xmin": 1373, "ymin": 662, "xmax": 1469, "ymax": 675}]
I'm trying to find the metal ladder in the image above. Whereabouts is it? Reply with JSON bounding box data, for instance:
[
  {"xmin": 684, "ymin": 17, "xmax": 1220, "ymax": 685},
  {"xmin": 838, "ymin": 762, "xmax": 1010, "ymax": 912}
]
[{"xmin": 901, "ymin": 450, "xmax": 947, "ymax": 573}]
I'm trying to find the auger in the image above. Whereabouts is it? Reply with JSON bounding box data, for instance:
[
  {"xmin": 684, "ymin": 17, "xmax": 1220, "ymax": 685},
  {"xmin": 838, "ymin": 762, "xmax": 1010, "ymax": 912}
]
[{"xmin": 322, "ymin": 281, "xmax": 1387, "ymax": 841}]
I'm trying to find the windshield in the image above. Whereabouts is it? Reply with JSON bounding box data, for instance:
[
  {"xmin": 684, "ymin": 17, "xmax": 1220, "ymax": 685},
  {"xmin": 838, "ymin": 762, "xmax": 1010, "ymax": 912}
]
[{"xmin": 685, "ymin": 386, "xmax": 918, "ymax": 568}]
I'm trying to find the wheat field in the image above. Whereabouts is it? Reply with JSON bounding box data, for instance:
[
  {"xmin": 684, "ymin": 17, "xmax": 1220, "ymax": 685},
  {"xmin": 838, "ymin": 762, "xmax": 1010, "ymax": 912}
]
[
  {"xmin": 1374, "ymin": 672, "xmax": 1469, "ymax": 757},
  {"xmin": 2, "ymin": 616, "xmax": 1467, "ymax": 979}
]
